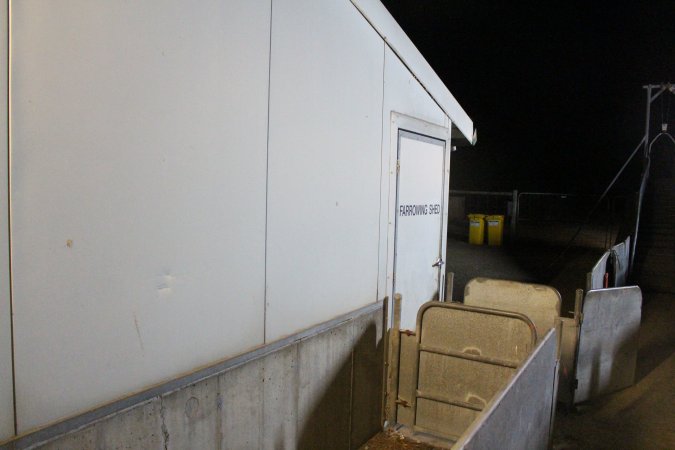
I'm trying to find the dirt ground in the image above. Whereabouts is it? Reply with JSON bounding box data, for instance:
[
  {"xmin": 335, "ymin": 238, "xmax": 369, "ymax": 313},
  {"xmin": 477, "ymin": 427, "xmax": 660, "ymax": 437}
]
[
  {"xmin": 445, "ymin": 237, "xmax": 604, "ymax": 314},
  {"xmin": 552, "ymin": 293, "xmax": 675, "ymax": 449},
  {"xmin": 363, "ymin": 235, "xmax": 675, "ymax": 449},
  {"xmin": 359, "ymin": 429, "xmax": 442, "ymax": 450}
]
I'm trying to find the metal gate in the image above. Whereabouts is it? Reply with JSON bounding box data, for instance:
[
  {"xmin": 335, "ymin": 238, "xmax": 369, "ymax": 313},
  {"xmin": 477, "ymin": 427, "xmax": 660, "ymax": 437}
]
[
  {"xmin": 409, "ymin": 302, "xmax": 537, "ymax": 441},
  {"xmin": 574, "ymin": 286, "xmax": 642, "ymax": 402}
]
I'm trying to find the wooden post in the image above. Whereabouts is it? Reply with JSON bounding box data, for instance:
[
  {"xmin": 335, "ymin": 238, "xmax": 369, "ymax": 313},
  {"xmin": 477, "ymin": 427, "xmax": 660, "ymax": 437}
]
[
  {"xmin": 380, "ymin": 296, "xmax": 389, "ymax": 428},
  {"xmin": 385, "ymin": 294, "xmax": 402, "ymax": 427},
  {"xmin": 445, "ymin": 272, "xmax": 454, "ymax": 302},
  {"xmin": 569, "ymin": 288, "xmax": 585, "ymax": 407}
]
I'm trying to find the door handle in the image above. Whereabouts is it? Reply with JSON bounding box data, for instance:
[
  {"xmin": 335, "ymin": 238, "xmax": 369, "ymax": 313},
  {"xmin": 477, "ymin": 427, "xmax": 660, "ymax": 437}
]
[{"xmin": 432, "ymin": 258, "xmax": 444, "ymax": 268}]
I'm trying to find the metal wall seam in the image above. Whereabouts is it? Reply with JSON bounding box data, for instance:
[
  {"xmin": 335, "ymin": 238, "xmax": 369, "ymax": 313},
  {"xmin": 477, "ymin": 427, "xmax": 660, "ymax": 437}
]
[
  {"xmin": 5, "ymin": 0, "xmax": 17, "ymax": 437},
  {"xmin": 375, "ymin": 39, "xmax": 386, "ymax": 303},
  {"xmin": 263, "ymin": 0, "xmax": 273, "ymax": 345}
]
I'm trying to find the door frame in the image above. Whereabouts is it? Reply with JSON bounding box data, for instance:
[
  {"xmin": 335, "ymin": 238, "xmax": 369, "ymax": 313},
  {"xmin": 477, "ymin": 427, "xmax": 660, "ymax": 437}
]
[{"xmin": 384, "ymin": 112, "xmax": 451, "ymax": 327}]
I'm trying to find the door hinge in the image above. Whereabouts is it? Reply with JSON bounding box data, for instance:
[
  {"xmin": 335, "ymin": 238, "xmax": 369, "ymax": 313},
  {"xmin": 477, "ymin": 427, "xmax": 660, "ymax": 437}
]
[{"xmin": 396, "ymin": 160, "xmax": 400, "ymax": 173}]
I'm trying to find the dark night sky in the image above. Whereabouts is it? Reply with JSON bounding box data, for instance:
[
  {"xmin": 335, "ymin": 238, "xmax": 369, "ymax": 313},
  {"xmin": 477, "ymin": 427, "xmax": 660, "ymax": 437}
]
[{"xmin": 381, "ymin": 1, "xmax": 675, "ymax": 194}]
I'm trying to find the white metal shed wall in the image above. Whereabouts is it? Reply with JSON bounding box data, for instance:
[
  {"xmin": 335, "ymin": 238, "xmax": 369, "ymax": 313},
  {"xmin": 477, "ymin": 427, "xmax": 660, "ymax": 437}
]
[
  {"xmin": 265, "ymin": 0, "xmax": 385, "ymax": 341},
  {"xmin": 351, "ymin": 0, "xmax": 473, "ymax": 143},
  {"xmin": 10, "ymin": 0, "xmax": 271, "ymax": 432},
  {"xmin": 0, "ymin": 1, "xmax": 14, "ymax": 441},
  {"xmin": 3, "ymin": 0, "xmax": 472, "ymax": 436},
  {"xmin": 378, "ymin": 46, "xmax": 448, "ymax": 300}
]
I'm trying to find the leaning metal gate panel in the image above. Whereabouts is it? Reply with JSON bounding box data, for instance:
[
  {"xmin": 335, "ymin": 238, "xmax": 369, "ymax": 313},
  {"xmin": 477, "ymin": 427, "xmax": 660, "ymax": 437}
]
[
  {"xmin": 574, "ymin": 286, "xmax": 642, "ymax": 403},
  {"xmin": 410, "ymin": 302, "xmax": 537, "ymax": 441}
]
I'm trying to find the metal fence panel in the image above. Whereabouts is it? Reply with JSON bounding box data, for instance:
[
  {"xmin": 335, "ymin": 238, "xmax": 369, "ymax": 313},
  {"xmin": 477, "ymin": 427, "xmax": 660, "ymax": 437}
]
[
  {"xmin": 574, "ymin": 286, "xmax": 642, "ymax": 403},
  {"xmin": 587, "ymin": 251, "xmax": 610, "ymax": 290},
  {"xmin": 556, "ymin": 317, "xmax": 579, "ymax": 406},
  {"xmin": 455, "ymin": 329, "xmax": 558, "ymax": 450},
  {"xmin": 464, "ymin": 278, "xmax": 561, "ymax": 341},
  {"xmin": 610, "ymin": 236, "xmax": 631, "ymax": 287},
  {"xmin": 411, "ymin": 302, "xmax": 536, "ymax": 441}
]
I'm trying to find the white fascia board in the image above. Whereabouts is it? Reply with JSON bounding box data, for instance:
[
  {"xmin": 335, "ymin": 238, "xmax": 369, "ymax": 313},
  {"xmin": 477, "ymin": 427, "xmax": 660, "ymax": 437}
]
[{"xmin": 351, "ymin": 0, "xmax": 476, "ymax": 144}]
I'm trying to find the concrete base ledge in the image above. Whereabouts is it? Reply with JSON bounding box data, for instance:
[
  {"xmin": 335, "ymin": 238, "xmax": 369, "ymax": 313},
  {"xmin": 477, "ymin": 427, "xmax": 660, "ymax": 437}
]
[{"xmin": 2, "ymin": 300, "xmax": 384, "ymax": 450}]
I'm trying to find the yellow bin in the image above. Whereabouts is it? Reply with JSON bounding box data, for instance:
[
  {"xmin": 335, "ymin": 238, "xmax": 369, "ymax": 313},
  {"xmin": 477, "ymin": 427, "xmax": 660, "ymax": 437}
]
[
  {"xmin": 467, "ymin": 214, "xmax": 486, "ymax": 245},
  {"xmin": 486, "ymin": 215, "xmax": 505, "ymax": 246}
]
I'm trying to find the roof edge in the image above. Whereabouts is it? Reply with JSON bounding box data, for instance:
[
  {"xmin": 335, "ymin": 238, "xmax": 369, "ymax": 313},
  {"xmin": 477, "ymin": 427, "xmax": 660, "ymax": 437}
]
[{"xmin": 351, "ymin": 0, "xmax": 476, "ymax": 144}]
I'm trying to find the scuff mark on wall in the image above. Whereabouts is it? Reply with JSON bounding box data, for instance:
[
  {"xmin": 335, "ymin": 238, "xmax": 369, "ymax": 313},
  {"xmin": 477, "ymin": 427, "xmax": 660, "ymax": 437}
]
[
  {"xmin": 133, "ymin": 312, "xmax": 145, "ymax": 353},
  {"xmin": 156, "ymin": 272, "xmax": 174, "ymax": 298}
]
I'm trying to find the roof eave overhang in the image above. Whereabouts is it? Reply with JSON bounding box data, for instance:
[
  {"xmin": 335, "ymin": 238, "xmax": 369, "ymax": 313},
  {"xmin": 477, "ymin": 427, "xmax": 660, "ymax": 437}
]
[{"xmin": 351, "ymin": 0, "xmax": 477, "ymax": 145}]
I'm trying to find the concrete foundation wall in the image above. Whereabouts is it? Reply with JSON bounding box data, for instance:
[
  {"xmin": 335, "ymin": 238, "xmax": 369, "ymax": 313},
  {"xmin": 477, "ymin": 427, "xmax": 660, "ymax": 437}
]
[{"xmin": 2, "ymin": 302, "xmax": 384, "ymax": 450}]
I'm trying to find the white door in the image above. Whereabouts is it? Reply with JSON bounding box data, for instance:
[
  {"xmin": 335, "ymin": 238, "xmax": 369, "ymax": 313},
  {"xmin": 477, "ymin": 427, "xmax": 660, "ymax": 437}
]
[{"xmin": 394, "ymin": 130, "xmax": 446, "ymax": 330}]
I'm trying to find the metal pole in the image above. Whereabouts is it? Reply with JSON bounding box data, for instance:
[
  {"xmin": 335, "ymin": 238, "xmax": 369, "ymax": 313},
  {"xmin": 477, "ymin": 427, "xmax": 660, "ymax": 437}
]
[
  {"xmin": 643, "ymin": 85, "xmax": 652, "ymax": 158},
  {"xmin": 569, "ymin": 289, "xmax": 585, "ymax": 407},
  {"xmin": 385, "ymin": 294, "xmax": 402, "ymax": 427},
  {"xmin": 445, "ymin": 272, "xmax": 454, "ymax": 302},
  {"xmin": 630, "ymin": 85, "xmax": 654, "ymax": 276},
  {"xmin": 510, "ymin": 189, "xmax": 518, "ymax": 240},
  {"xmin": 380, "ymin": 296, "xmax": 389, "ymax": 428}
]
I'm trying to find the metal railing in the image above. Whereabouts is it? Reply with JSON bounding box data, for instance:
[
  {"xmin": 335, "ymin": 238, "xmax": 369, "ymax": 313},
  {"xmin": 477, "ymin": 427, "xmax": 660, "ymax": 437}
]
[
  {"xmin": 448, "ymin": 190, "xmax": 518, "ymax": 237},
  {"xmin": 516, "ymin": 192, "xmax": 632, "ymax": 249},
  {"xmin": 448, "ymin": 189, "xmax": 634, "ymax": 249}
]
